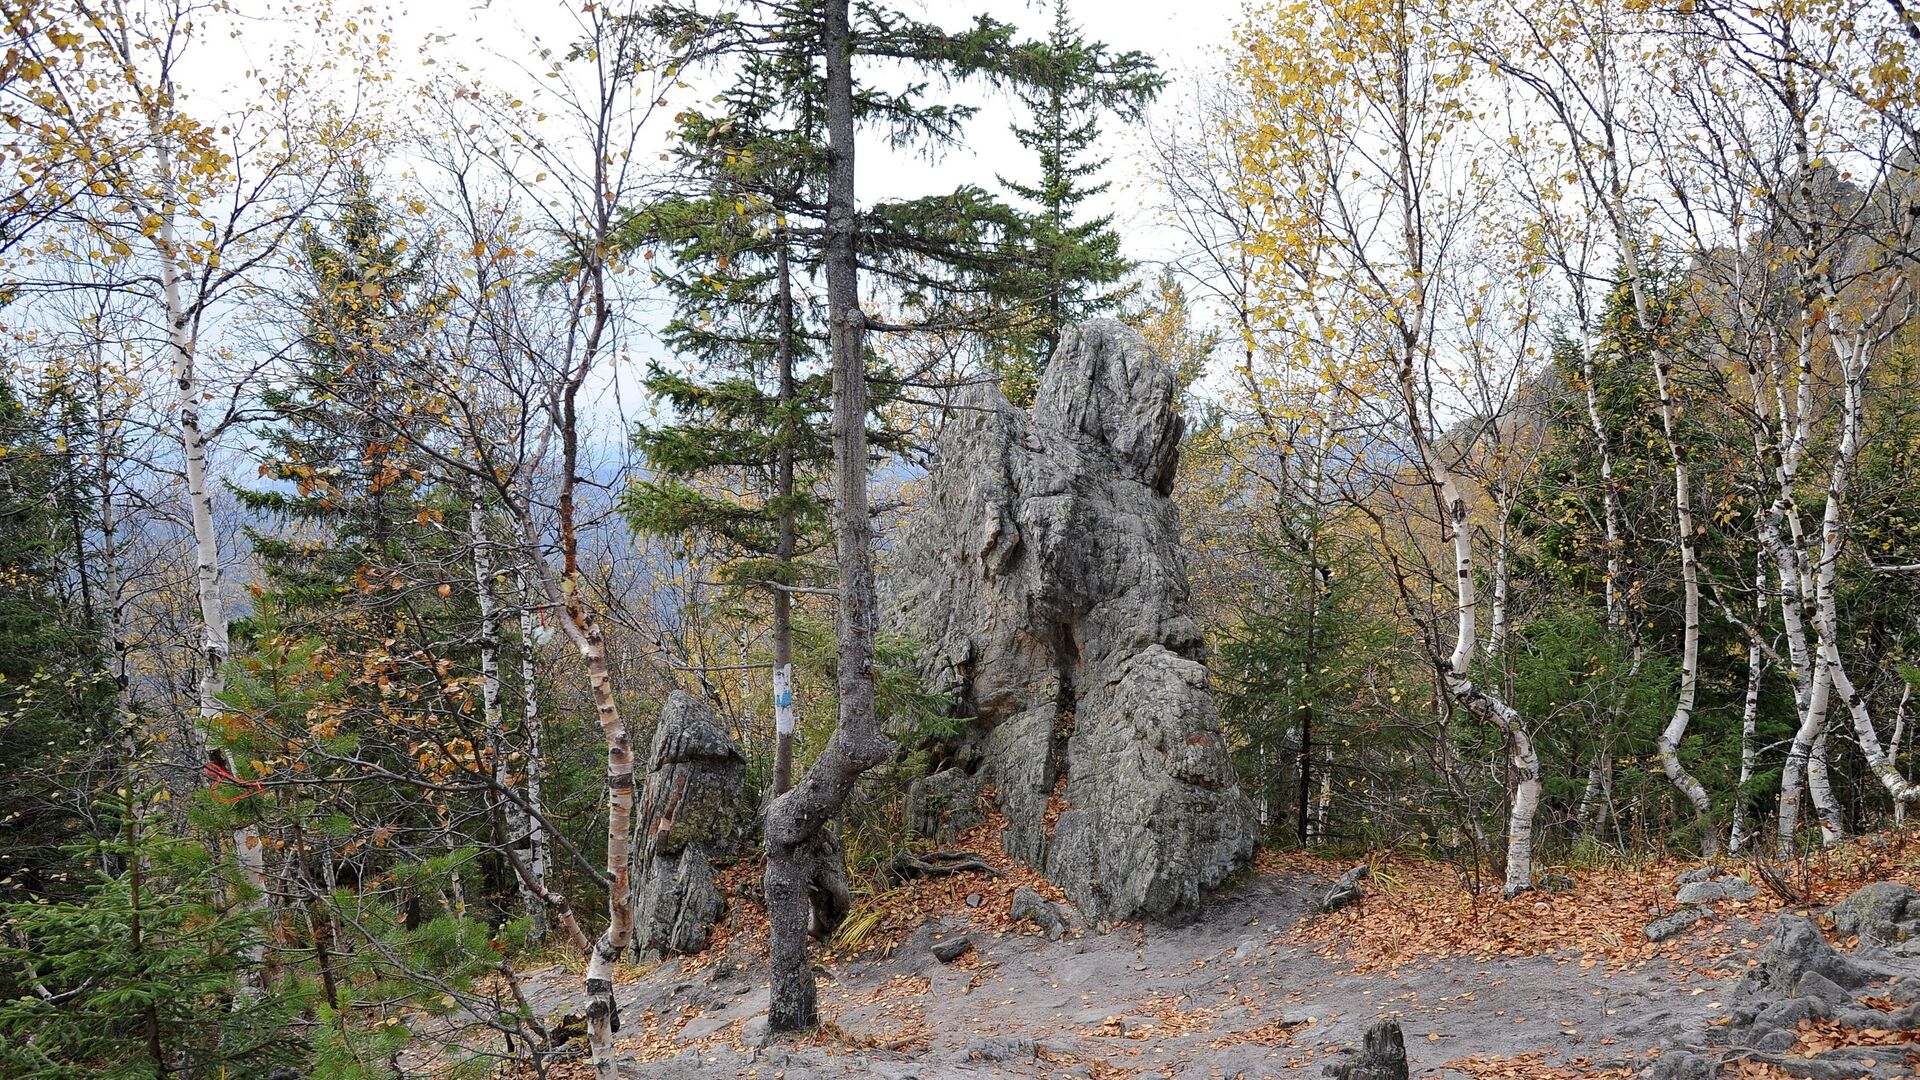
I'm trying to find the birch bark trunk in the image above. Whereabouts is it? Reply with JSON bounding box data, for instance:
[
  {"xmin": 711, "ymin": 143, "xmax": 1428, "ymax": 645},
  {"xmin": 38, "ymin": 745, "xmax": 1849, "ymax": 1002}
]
[
  {"xmin": 471, "ymin": 492, "xmax": 544, "ymax": 933},
  {"xmin": 152, "ymin": 133, "xmax": 273, "ymax": 977},
  {"xmin": 1729, "ymin": 558, "xmax": 1766, "ymax": 855},
  {"xmin": 519, "ymin": 598, "xmax": 552, "ymax": 921}
]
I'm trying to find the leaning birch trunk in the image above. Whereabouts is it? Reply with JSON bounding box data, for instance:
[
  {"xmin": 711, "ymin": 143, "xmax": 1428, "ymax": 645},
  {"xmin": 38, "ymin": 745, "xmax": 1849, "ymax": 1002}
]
[
  {"xmin": 1433, "ymin": 460, "xmax": 1539, "ymax": 898},
  {"xmin": 1643, "ymin": 349, "xmax": 1720, "ymax": 853},
  {"xmin": 1631, "ymin": 259, "xmax": 1717, "ymax": 855},
  {"xmin": 153, "ymin": 134, "xmax": 271, "ymax": 976},
  {"xmin": 575, "ymin": 615, "xmax": 634, "ymax": 1079},
  {"xmin": 763, "ymin": 0, "xmax": 896, "ymax": 1032},
  {"xmin": 1778, "ymin": 657, "xmax": 1838, "ymax": 851},
  {"xmin": 1448, "ymin": 481, "xmax": 1538, "ymax": 899},
  {"xmin": 1594, "ymin": 112, "xmax": 1715, "ymax": 850},
  {"xmin": 532, "ymin": 460, "xmax": 636, "ymax": 1080},
  {"xmin": 1576, "ymin": 327, "xmax": 1623, "ymax": 838},
  {"xmin": 1392, "ymin": 321, "xmax": 1537, "ymax": 895},
  {"xmin": 1752, "ymin": 343, "xmax": 1838, "ymax": 851},
  {"xmin": 1815, "ymin": 336, "xmax": 1920, "ymax": 805}
]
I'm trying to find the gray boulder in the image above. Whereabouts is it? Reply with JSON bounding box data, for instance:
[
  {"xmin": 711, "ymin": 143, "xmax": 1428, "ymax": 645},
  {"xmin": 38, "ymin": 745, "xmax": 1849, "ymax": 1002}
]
[
  {"xmin": 1675, "ymin": 877, "xmax": 1758, "ymax": 905},
  {"xmin": 1830, "ymin": 881, "xmax": 1920, "ymax": 946},
  {"xmin": 631, "ymin": 691, "xmax": 746, "ymax": 956},
  {"xmin": 1736, "ymin": 915, "xmax": 1874, "ymax": 1000},
  {"xmin": 887, "ymin": 320, "xmax": 1257, "ymax": 921},
  {"xmin": 1010, "ymin": 885, "xmax": 1069, "ymax": 939},
  {"xmin": 1645, "ymin": 907, "xmax": 1711, "ymax": 942}
]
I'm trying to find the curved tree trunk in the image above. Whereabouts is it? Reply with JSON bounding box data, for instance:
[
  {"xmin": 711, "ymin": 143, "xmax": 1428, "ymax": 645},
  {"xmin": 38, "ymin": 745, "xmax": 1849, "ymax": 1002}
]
[{"xmin": 764, "ymin": 0, "xmax": 895, "ymax": 1032}]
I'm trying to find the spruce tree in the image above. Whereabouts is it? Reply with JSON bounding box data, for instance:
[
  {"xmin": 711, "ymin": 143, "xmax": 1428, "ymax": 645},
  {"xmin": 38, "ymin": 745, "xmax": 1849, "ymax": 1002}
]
[
  {"xmin": 0, "ymin": 791, "xmax": 309, "ymax": 1080},
  {"xmin": 638, "ymin": 0, "xmax": 1164, "ymax": 1034},
  {"xmin": 620, "ymin": 44, "xmax": 834, "ymax": 796},
  {"xmin": 991, "ymin": 0, "xmax": 1161, "ymax": 404},
  {"xmin": 237, "ymin": 169, "xmax": 446, "ymax": 622},
  {"xmin": 0, "ymin": 377, "xmax": 112, "ymax": 907},
  {"xmin": 229, "ymin": 175, "xmax": 519, "ymax": 949},
  {"xmin": 229, "ymin": 170, "xmax": 460, "ymax": 843}
]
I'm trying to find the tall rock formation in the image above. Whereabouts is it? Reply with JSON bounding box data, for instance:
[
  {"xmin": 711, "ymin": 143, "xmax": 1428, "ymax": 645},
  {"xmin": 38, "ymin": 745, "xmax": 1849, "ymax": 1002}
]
[
  {"xmin": 888, "ymin": 319, "xmax": 1257, "ymax": 921},
  {"xmin": 631, "ymin": 691, "xmax": 746, "ymax": 956}
]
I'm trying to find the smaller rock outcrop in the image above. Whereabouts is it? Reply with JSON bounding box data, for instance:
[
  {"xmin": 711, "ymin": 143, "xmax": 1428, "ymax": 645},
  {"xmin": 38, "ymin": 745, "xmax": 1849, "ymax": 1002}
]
[
  {"xmin": 1643, "ymin": 866, "xmax": 1756, "ymax": 941},
  {"xmin": 1644, "ymin": 908, "xmax": 1920, "ymax": 1078},
  {"xmin": 631, "ymin": 692, "xmax": 746, "ymax": 957},
  {"xmin": 1675, "ymin": 877, "xmax": 1758, "ymax": 905},
  {"xmin": 1735, "ymin": 915, "xmax": 1873, "ymax": 999},
  {"xmin": 1010, "ymin": 886, "xmax": 1069, "ymax": 940},
  {"xmin": 1644, "ymin": 907, "xmax": 1711, "ymax": 943}
]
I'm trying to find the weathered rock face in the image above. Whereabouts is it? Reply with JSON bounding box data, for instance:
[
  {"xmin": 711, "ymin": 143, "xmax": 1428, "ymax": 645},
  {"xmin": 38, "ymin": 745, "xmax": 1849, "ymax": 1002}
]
[
  {"xmin": 631, "ymin": 691, "xmax": 745, "ymax": 957},
  {"xmin": 888, "ymin": 319, "xmax": 1257, "ymax": 921},
  {"xmin": 904, "ymin": 767, "xmax": 984, "ymax": 844},
  {"xmin": 1831, "ymin": 881, "xmax": 1920, "ymax": 948}
]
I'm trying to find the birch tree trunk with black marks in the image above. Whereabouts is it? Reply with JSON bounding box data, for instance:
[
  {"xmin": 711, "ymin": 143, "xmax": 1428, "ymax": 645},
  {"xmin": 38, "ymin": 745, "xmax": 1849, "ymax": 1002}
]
[
  {"xmin": 519, "ymin": 596, "xmax": 555, "ymax": 940},
  {"xmin": 151, "ymin": 133, "xmax": 274, "ymax": 981},
  {"xmin": 1642, "ymin": 303, "xmax": 1717, "ymax": 855},
  {"xmin": 1729, "ymin": 557, "xmax": 1766, "ymax": 855},
  {"xmin": 471, "ymin": 491, "xmax": 546, "ymax": 934}
]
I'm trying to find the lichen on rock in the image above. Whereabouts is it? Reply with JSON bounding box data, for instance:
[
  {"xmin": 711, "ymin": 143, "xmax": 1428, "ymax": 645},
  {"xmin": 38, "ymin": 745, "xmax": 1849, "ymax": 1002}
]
[
  {"xmin": 887, "ymin": 319, "xmax": 1257, "ymax": 921},
  {"xmin": 630, "ymin": 690, "xmax": 746, "ymax": 956}
]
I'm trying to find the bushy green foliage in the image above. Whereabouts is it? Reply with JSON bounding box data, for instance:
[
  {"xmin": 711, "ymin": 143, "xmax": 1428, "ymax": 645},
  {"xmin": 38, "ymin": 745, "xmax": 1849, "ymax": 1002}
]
[
  {"xmin": 0, "ymin": 376, "xmax": 115, "ymax": 909},
  {"xmin": 0, "ymin": 792, "xmax": 311, "ymax": 1080},
  {"xmin": 1213, "ymin": 533, "xmax": 1402, "ymax": 846}
]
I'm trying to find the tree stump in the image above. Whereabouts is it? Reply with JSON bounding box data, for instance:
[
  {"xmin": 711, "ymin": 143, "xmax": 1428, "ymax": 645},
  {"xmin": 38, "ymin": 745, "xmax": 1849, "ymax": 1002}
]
[{"xmin": 1324, "ymin": 1020, "xmax": 1409, "ymax": 1080}]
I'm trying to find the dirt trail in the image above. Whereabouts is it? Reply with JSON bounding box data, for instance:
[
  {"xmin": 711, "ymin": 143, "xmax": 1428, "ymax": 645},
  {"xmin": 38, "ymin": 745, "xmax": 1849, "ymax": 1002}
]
[{"xmin": 518, "ymin": 864, "xmax": 1757, "ymax": 1078}]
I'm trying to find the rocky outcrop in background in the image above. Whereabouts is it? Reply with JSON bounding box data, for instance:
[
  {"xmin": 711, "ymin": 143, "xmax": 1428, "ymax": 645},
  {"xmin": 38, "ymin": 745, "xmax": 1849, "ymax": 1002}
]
[
  {"xmin": 631, "ymin": 691, "xmax": 746, "ymax": 956},
  {"xmin": 888, "ymin": 319, "xmax": 1257, "ymax": 921}
]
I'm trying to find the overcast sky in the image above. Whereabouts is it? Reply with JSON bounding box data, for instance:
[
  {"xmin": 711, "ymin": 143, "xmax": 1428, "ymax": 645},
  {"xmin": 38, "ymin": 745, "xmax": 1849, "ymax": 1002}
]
[
  {"xmin": 206, "ymin": 0, "xmax": 1246, "ymax": 265},
  {"xmin": 184, "ymin": 0, "xmax": 1250, "ymax": 441}
]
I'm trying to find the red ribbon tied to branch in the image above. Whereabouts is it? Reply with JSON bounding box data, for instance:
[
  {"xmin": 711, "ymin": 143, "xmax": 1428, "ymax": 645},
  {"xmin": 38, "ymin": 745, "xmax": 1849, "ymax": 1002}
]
[{"xmin": 203, "ymin": 759, "xmax": 266, "ymax": 803}]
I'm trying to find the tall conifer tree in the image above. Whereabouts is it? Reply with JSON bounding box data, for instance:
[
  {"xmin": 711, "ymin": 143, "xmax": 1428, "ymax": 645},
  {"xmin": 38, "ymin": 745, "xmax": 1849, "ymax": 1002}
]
[{"xmin": 991, "ymin": 0, "xmax": 1161, "ymax": 404}]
